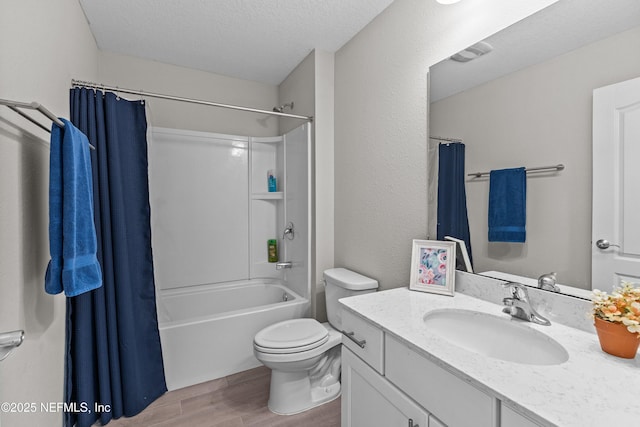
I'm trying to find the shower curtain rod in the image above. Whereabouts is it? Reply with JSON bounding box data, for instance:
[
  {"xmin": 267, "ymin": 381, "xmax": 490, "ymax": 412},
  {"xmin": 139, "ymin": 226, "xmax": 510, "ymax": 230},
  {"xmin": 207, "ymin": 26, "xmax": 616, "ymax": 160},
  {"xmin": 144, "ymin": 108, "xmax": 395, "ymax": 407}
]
[
  {"xmin": 429, "ymin": 136, "xmax": 463, "ymax": 143},
  {"xmin": 71, "ymin": 79, "xmax": 313, "ymax": 122}
]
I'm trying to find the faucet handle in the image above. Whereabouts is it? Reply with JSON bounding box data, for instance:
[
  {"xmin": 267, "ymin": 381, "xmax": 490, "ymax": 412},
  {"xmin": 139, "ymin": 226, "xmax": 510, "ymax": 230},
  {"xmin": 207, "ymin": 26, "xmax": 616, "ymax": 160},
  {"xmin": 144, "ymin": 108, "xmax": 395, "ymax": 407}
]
[
  {"xmin": 502, "ymin": 305, "xmax": 518, "ymax": 316},
  {"xmin": 502, "ymin": 281, "xmax": 527, "ymax": 298},
  {"xmin": 502, "ymin": 282, "xmax": 551, "ymax": 326},
  {"xmin": 538, "ymin": 272, "xmax": 560, "ymax": 292}
]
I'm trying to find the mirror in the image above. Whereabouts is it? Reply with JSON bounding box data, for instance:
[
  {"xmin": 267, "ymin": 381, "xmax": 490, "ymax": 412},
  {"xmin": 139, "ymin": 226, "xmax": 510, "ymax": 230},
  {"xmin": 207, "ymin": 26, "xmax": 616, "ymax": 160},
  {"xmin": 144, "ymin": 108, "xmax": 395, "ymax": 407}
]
[{"xmin": 428, "ymin": 0, "xmax": 640, "ymax": 296}]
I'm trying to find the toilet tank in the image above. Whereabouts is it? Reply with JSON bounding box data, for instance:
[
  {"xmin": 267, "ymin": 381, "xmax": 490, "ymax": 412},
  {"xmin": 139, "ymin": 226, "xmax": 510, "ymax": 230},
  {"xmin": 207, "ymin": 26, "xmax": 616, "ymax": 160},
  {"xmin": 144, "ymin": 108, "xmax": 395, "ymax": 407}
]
[{"xmin": 324, "ymin": 268, "xmax": 378, "ymax": 331}]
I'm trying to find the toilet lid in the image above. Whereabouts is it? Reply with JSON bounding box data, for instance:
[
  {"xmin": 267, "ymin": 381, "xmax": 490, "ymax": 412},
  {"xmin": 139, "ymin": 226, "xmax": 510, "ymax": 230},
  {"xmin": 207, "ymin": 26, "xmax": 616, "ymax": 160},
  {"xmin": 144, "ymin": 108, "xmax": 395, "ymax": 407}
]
[{"xmin": 254, "ymin": 318, "xmax": 328, "ymax": 353}]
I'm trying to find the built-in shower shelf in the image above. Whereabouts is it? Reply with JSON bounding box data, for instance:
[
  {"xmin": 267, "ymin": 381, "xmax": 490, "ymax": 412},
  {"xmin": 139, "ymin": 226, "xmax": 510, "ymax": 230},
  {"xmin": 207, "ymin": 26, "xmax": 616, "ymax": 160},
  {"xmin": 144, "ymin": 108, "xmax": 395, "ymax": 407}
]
[{"xmin": 252, "ymin": 192, "xmax": 283, "ymax": 200}]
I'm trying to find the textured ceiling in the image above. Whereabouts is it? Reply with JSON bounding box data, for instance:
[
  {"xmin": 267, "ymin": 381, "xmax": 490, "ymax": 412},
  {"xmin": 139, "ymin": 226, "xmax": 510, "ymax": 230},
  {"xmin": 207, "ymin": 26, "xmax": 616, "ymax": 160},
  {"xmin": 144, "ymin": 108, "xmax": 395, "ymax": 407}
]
[
  {"xmin": 79, "ymin": 0, "xmax": 394, "ymax": 85},
  {"xmin": 430, "ymin": 0, "xmax": 640, "ymax": 102}
]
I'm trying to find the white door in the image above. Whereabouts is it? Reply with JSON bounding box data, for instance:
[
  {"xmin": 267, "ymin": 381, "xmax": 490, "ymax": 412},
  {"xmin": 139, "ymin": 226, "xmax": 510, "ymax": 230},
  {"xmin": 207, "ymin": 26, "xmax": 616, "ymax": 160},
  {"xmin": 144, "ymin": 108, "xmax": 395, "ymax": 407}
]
[{"xmin": 592, "ymin": 76, "xmax": 640, "ymax": 293}]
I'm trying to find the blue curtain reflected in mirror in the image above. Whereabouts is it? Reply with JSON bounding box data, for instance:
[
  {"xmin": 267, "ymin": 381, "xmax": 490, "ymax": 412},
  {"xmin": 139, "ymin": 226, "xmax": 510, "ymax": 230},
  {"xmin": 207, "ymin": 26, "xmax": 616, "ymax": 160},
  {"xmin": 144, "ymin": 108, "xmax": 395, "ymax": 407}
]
[{"xmin": 437, "ymin": 142, "xmax": 473, "ymax": 266}]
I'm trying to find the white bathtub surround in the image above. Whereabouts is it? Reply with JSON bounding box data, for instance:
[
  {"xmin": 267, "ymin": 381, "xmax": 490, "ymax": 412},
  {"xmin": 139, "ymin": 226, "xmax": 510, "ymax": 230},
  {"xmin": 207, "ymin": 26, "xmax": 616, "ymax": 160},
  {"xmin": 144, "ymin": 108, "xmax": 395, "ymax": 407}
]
[
  {"xmin": 149, "ymin": 124, "xmax": 312, "ymax": 389},
  {"xmin": 149, "ymin": 125, "xmax": 311, "ymax": 299},
  {"xmin": 339, "ymin": 287, "xmax": 640, "ymax": 426},
  {"xmin": 157, "ymin": 280, "xmax": 307, "ymax": 390}
]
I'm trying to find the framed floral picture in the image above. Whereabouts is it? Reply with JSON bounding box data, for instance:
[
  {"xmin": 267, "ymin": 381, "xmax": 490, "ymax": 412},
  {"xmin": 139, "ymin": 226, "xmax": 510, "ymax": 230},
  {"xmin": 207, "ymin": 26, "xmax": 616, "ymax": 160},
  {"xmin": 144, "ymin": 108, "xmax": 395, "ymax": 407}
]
[{"xmin": 409, "ymin": 239, "xmax": 456, "ymax": 296}]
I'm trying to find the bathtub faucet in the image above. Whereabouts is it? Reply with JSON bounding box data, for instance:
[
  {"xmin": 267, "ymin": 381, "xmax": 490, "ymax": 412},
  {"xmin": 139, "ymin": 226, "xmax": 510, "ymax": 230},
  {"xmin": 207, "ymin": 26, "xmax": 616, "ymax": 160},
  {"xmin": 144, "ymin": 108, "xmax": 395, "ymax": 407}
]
[{"xmin": 276, "ymin": 262, "xmax": 292, "ymax": 270}]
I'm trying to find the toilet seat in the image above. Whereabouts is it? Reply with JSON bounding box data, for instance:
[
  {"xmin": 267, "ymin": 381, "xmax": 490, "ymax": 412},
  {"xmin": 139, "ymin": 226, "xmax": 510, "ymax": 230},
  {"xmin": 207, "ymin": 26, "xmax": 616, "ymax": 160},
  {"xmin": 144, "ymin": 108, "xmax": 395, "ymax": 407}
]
[
  {"xmin": 254, "ymin": 318, "xmax": 328, "ymax": 354},
  {"xmin": 254, "ymin": 325, "xmax": 342, "ymax": 365}
]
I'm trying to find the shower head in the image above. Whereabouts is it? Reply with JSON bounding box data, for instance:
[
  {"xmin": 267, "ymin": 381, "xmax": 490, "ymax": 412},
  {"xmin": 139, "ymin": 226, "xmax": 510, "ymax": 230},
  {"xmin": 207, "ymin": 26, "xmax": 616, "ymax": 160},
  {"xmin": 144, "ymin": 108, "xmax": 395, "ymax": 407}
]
[{"xmin": 272, "ymin": 102, "xmax": 294, "ymax": 113}]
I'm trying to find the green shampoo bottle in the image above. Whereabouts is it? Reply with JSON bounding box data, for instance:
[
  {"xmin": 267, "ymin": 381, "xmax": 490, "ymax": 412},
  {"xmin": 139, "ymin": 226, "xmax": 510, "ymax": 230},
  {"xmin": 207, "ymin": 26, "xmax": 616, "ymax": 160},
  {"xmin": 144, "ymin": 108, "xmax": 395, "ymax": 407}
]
[{"xmin": 268, "ymin": 239, "xmax": 278, "ymax": 263}]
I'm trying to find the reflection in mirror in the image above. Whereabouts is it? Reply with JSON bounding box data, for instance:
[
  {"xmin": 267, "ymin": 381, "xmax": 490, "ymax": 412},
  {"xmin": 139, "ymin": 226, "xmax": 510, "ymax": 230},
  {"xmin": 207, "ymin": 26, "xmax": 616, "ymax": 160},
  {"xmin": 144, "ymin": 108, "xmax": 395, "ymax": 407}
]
[{"xmin": 428, "ymin": 0, "xmax": 640, "ymax": 295}]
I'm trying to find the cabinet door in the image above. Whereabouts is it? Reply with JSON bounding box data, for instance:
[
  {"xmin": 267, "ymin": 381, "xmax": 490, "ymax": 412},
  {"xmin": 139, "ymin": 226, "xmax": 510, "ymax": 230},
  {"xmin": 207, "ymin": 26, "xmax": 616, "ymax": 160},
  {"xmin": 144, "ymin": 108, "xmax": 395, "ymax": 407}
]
[
  {"xmin": 385, "ymin": 335, "xmax": 496, "ymax": 427},
  {"xmin": 342, "ymin": 346, "xmax": 429, "ymax": 427}
]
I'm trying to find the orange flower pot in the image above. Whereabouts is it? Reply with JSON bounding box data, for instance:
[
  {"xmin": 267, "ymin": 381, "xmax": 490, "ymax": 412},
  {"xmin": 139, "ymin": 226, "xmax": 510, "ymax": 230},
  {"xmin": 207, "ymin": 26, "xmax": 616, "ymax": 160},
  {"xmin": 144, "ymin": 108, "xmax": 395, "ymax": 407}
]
[{"xmin": 594, "ymin": 317, "xmax": 640, "ymax": 359}]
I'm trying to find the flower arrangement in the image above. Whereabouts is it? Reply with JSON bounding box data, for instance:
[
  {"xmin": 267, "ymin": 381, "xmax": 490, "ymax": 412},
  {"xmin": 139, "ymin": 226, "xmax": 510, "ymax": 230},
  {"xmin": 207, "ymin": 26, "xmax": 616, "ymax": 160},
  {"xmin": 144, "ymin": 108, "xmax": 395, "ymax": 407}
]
[
  {"xmin": 592, "ymin": 282, "xmax": 640, "ymax": 334},
  {"xmin": 418, "ymin": 248, "xmax": 447, "ymax": 286}
]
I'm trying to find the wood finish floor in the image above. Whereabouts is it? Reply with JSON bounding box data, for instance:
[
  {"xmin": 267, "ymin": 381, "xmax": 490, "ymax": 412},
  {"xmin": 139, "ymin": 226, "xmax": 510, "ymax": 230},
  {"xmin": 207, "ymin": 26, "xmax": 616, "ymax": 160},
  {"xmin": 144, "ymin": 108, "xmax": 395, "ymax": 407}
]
[{"xmin": 103, "ymin": 366, "xmax": 341, "ymax": 427}]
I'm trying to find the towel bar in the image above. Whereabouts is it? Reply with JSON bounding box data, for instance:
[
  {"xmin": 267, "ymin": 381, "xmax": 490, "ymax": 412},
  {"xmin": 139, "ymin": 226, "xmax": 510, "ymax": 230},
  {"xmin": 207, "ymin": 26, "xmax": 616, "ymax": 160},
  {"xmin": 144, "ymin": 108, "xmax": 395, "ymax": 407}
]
[
  {"xmin": 0, "ymin": 330, "xmax": 24, "ymax": 361},
  {"xmin": 469, "ymin": 164, "xmax": 564, "ymax": 178},
  {"xmin": 0, "ymin": 97, "xmax": 95, "ymax": 150}
]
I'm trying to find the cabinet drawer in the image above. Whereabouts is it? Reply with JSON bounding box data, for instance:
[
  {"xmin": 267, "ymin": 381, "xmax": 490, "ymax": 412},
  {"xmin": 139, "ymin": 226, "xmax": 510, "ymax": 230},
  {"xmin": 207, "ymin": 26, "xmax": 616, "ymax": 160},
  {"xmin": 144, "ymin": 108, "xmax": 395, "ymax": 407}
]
[
  {"xmin": 385, "ymin": 335, "xmax": 496, "ymax": 427},
  {"xmin": 341, "ymin": 309, "xmax": 384, "ymax": 374},
  {"xmin": 501, "ymin": 404, "xmax": 542, "ymax": 427}
]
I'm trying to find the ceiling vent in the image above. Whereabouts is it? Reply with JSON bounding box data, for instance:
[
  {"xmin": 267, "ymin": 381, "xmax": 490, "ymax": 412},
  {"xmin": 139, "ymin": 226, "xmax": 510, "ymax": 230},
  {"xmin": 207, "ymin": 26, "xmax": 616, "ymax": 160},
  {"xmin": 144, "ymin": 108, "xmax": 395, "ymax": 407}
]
[{"xmin": 450, "ymin": 41, "xmax": 494, "ymax": 63}]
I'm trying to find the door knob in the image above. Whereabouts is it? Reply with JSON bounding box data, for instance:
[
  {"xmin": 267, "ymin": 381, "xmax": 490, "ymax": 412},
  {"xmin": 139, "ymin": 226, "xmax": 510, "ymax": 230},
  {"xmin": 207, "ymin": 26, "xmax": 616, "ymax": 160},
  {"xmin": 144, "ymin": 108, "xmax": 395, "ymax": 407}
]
[{"xmin": 596, "ymin": 239, "xmax": 620, "ymax": 250}]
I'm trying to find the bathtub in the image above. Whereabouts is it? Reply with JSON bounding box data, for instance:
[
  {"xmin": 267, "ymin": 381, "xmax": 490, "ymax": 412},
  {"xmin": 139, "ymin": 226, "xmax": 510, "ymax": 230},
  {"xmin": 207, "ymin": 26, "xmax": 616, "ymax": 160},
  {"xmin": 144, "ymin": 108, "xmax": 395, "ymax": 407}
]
[{"xmin": 157, "ymin": 279, "xmax": 308, "ymax": 390}]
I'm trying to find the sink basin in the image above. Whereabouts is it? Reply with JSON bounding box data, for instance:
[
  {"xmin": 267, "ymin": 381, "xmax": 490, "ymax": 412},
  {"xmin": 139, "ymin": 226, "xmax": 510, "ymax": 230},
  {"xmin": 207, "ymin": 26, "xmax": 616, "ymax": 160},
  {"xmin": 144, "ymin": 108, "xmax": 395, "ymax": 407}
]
[{"xmin": 423, "ymin": 309, "xmax": 569, "ymax": 365}]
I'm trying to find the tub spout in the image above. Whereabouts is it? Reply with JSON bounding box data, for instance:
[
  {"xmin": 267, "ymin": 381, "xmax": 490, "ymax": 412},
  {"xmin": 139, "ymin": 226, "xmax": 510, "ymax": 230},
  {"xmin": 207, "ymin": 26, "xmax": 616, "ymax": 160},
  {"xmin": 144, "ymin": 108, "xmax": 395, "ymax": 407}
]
[{"xmin": 276, "ymin": 262, "xmax": 292, "ymax": 270}]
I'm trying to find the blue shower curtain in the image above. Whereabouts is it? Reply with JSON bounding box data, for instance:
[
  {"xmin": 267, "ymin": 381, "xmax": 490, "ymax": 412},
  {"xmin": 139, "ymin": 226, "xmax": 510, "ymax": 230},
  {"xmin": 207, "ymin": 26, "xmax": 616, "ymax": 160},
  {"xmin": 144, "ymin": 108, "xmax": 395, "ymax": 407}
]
[
  {"xmin": 437, "ymin": 142, "xmax": 473, "ymax": 265},
  {"xmin": 65, "ymin": 88, "xmax": 166, "ymax": 427}
]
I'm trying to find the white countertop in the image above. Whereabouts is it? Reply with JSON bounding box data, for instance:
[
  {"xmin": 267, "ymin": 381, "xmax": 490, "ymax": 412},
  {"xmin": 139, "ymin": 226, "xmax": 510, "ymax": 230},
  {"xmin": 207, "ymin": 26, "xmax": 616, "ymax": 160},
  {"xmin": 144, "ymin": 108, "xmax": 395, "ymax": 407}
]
[{"xmin": 339, "ymin": 287, "xmax": 640, "ymax": 427}]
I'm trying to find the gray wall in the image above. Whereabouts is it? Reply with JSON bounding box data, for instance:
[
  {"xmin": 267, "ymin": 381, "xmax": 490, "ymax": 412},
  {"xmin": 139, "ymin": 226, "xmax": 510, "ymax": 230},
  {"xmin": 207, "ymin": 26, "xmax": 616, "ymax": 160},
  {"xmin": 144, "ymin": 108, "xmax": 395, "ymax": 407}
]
[
  {"xmin": 0, "ymin": 1, "xmax": 98, "ymax": 426},
  {"xmin": 278, "ymin": 50, "xmax": 335, "ymax": 321},
  {"xmin": 312, "ymin": 50, "xmax": 335, "ymax": 321},
  {"xmin": 333, "ymin": 0, "xmax": 557, "ymax": 290},
  {"xmin": 430, "ymin": 26, "xmax": 640, "ymax": 289},
  {"xmin": 98, "ymin": 51, "xmax": 280, "ymax": 137}
]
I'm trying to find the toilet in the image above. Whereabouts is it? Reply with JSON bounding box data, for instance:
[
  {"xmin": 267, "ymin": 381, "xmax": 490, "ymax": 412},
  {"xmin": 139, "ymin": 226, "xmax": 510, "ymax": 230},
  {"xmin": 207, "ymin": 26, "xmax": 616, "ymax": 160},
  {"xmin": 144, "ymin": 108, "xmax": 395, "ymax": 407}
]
[{"xmin": 253, "ymin": 268, "xmax": 378, "ymax": 415}]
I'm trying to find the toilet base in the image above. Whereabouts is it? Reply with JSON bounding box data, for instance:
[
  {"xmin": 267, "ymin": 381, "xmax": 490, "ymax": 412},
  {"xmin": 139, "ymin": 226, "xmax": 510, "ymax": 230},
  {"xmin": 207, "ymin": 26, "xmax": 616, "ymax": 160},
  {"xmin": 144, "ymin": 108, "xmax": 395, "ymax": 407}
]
[
  {"xmin": 267, "ymin": 370, "xmax": 341, "ymax": 415},
  {"xmin": 266, "ymin": 345, "xmax": 342, "ymax": 415}
]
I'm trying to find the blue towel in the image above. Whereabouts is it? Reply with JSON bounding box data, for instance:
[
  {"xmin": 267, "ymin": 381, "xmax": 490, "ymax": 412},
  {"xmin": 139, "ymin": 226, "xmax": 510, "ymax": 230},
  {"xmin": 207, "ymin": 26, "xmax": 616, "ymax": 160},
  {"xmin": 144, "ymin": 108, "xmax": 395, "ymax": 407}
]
[
  {"xmin": 45, "ymin": 118, "xmax": 102, "ymax": 297},
  {"xmin": 488, "ymin": 167, "xmax": 526, "ymax": 243}
]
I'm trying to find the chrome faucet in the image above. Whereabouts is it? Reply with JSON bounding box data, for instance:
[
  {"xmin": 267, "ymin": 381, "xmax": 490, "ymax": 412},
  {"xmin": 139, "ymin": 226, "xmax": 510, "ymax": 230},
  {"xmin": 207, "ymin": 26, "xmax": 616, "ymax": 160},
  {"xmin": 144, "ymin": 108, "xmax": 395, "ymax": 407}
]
[
  {"xmin": 502, "ymin": 282, "xmax": 551, "ymax": 326},
  {"xmin": 538, "ymin": 272, "xmax": 560, "ymax": 292},
  {"xmin": 275, "ymin": 261, "xmax": 292, "ymax": 270},
  {"xmin": 282, "ymin": 222, "xmax": 295, "ymax": 240}
]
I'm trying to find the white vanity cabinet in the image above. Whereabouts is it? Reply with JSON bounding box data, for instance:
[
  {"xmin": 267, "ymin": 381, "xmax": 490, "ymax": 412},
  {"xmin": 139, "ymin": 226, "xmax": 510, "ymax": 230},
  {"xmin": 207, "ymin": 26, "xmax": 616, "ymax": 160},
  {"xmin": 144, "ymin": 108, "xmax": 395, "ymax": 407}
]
[
  {"xmin": 342, "ymin": 347, "xmax": 429, "ymax": 427},
  {"xmin": 385, "ymin": 335, "xmax": 496, "ymax": 427},
  {"xmin": 341, "ymin": 309, "xmax": 544, "ymax": 427},
  {"xmin": 340, "ymin": 286, "xmax": 640, "ymax": 426},
  {"xmin": 341, "ymin": 309, "xmax": 385, "ymax": 374}
]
